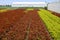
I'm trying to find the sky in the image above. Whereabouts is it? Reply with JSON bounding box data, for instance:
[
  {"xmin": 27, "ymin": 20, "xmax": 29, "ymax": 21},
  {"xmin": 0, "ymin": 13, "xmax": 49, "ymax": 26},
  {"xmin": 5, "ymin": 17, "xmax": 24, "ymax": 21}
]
[{"xmin": 0, "ymin": 0, "xmax": 59, "ymax": 5}]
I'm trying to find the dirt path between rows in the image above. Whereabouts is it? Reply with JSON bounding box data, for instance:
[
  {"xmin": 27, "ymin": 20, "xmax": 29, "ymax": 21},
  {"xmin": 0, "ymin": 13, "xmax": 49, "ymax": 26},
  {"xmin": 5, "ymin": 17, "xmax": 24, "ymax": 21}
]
[{"xmin": 0, "ymin": 9, "xmax": 52, "ymax": 40}]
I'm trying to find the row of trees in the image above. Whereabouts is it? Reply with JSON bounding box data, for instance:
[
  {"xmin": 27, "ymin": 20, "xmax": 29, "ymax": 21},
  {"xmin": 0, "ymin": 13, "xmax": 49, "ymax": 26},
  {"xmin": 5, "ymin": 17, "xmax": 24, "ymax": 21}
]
[{"xmin": 0, "ymin": 5, "xmax": 11, "ymax": 7}]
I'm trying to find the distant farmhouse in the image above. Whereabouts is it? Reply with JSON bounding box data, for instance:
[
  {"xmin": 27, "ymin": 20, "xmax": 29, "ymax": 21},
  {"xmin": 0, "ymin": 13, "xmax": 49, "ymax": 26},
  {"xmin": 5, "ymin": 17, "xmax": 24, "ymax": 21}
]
[{"xmin": 11, "ymin": 2, "xmax": 46, "ymax": 7}]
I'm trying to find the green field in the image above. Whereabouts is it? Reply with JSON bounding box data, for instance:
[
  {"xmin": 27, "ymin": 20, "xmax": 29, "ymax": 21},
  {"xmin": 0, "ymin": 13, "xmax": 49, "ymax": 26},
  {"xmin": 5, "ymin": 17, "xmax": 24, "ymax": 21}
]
[{"xmin": 38, "ymin": 9, "xmax": 60, "ymax": 40}]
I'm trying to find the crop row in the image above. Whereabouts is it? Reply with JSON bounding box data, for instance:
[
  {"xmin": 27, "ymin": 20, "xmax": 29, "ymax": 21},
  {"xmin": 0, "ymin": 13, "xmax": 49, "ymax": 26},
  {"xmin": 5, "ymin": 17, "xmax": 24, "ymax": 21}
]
[
  {"xmin": 38, "ymin": 9, "xmax": 60, "ymax": 40},
  {"xmin": 27, "ymin": 10, "xmax": 52, "ymax": 40},
  {"xmin": 0, "ymin": 9, "xmax": 9, "ymax": 13},
  {"xmin": 0, "ymin": 9, "xmax": 27, "ymax": 40}
]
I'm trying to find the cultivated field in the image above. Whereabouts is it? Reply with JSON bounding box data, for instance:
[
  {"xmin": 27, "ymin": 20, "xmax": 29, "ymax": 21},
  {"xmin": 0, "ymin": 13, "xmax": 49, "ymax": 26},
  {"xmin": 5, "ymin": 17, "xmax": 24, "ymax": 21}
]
[
  {"xmin": 38, "ymin": 9, "xmax": 60, "ymax": 40},
  {"xmin": 0, "ymin": 8, "xmax": 60, "ymax": 40}
]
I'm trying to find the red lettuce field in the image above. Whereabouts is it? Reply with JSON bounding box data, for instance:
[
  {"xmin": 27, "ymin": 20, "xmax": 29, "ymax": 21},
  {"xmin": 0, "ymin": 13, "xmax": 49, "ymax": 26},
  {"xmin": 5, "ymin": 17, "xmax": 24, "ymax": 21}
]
[{"xmin": 0, "ymin": 8, "xmax": 60, "ymax": 40}]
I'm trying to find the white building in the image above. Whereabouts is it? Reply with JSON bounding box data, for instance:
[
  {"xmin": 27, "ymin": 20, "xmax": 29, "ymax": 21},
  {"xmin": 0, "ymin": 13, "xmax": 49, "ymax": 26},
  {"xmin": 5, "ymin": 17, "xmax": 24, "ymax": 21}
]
[
  {"xmin": 11, "ymin": 2, "xmax": 46, "ymax": 7},
  {"xmin": 48, "ymin": 2, "xmax": 60, "ymax": 13}
]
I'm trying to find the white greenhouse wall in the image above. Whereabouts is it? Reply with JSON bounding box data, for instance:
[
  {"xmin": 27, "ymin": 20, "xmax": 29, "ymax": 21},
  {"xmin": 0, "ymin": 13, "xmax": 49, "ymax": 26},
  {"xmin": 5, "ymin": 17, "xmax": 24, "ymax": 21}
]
[
  {"xmin": 48, "ymin": 2, "xmax": 60, "ymax": 13},
  {"xmin": 12, "ymin": 4, "xmax": 46, "ymax": 7},
  {"xmin": 11, "ymin": 2, "xmax": 46, "ymax": 7}
]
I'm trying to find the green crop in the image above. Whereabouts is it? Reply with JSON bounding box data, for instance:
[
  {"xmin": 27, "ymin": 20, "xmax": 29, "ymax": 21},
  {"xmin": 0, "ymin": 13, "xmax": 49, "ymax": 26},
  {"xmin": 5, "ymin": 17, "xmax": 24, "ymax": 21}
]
[{"xmin": 38, "ymin": 9, "xmax": 60, "ymax": 40}]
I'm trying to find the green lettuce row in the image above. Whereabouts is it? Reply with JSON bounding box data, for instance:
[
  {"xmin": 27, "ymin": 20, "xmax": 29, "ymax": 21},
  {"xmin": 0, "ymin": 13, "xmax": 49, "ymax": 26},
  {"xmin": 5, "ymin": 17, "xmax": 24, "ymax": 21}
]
[
  {"xmin": 39, "ymin": 10, "xmax": 60, "ymax": 30},
  {"xmin": 38, "ymin": 12, "xmax": 57, "ymax": 37},
  {"xmin": 38, "ymin": 10, "xmax": 60, "ymax": 40},
  {"xmin": 38, "ymin": 10, "xmax": 60, "ymax": 29},
  {"xmin": 40, "ymin": 9, "xmax": 60, "ymax": 24}
]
